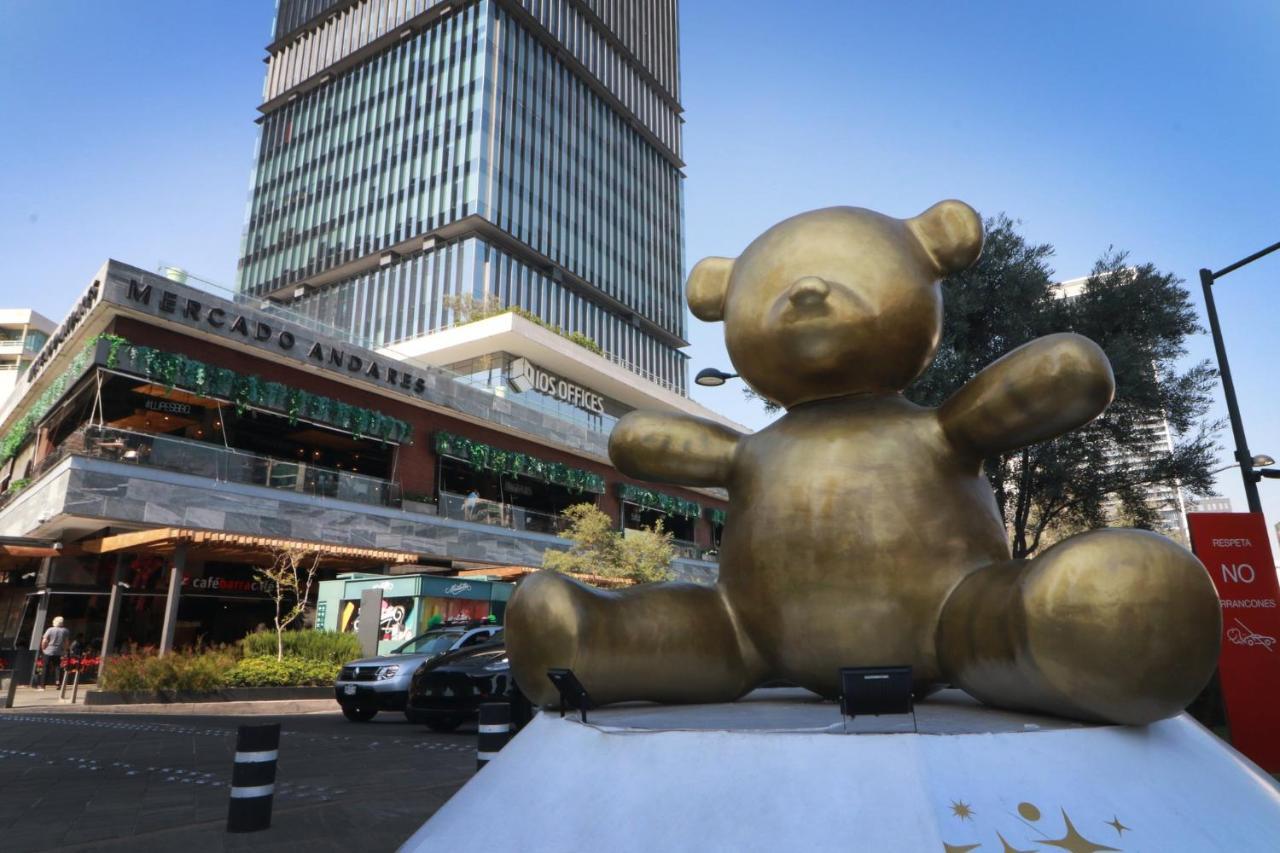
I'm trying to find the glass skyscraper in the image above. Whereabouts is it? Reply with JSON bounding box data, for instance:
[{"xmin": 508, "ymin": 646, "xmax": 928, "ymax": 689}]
[{"xmin": 237, "ymin": 0, "xmax": 688, "ymax": 392}]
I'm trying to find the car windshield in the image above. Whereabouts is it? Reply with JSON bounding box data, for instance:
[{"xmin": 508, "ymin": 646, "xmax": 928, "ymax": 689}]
[{"xmin": 393, "ymin": 631, "xmax": 464, "ymax": 655}]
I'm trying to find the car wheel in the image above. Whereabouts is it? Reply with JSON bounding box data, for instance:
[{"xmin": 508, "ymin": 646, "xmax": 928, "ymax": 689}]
[
  {"xmin": 404, "ymin": 710, "xmax": 428, "ymax": 725},
  {"xmin": 342, "ymin": 704, "xmax": 378, "ymax": 722},
  {"xmin": 425, "ymin": 715, "xmax": 464, "ymax": 732}
]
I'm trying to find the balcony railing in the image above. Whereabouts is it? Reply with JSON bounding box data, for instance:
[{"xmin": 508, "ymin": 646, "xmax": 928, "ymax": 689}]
[
  {"xmin": 0, "ymin": 339, "xmax": 37, "ymax": 355},
  {"xmin": 438, "ymin": 489, "xmax": 570, "ymax": 535},
  {"xmin": 47, "ymin": 425, "xmax": 401, "ymax": 509}
]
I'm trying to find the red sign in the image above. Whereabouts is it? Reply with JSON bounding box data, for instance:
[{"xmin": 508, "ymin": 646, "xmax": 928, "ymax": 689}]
[{"xmin": 1187, "ymin": 512, "xmax": 1280, "ymax": 771}]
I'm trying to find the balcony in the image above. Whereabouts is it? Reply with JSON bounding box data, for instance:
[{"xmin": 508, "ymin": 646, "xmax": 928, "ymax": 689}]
[
  {"xmin": 0, "ymin": 338, "xmax": 41, "ymax": 356},
  {"xmin": 437, "ymin": 489, "xmax": 570, "ymax": 535},
  {"xmin": 45, "ymin": 425, "xmax": 401, "ymax": 509}
]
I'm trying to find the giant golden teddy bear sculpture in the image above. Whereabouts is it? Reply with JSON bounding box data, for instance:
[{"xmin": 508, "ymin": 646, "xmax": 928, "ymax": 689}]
[{"xmin": 506, "ymin": 201, "xmax": 1221, "ymax": 725}]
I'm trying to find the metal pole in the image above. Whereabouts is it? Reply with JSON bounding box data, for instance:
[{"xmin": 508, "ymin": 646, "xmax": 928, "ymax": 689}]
[
  {"xmin": 98, "ymin": 554, "xmax": 127, "ymax": 676},
  {"xmin": 1213, "ymin": 240, "xmax": 1280, "ymax": 280},
  {"xmin": 2, "ymin": 670, "xmax": 17, "ymax": 709},
  {"xmin": 158, "ymin": 543, "xmax": 186, "ymax": 657},
  {"xmin": 1200, "ymin": 268, "xmax": 1263, "ymax": 513},
  {"xmin": 28, "ymin": 588, "xmax": 49, "ymax": 687}
]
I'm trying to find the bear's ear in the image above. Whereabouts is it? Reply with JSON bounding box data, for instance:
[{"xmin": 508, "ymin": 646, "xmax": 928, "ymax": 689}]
[
  {"xmin": 687, "ymin": 256, "xmax": 734, "ymax": 322},
  {"xmin": 907, "ymin": 200, "xmax": 984, "ymax": 276}
]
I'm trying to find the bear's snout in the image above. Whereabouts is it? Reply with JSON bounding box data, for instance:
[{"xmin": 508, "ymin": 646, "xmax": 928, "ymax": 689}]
[{"xmin": 787, "ymin": 276, "xmax": 831, "ymax": 308}]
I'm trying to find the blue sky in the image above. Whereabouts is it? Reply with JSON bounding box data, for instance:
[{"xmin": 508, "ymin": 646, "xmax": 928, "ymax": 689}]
[{"xmin": 2, "ymin": 1, "xmax": 1279, "ymax": 532}]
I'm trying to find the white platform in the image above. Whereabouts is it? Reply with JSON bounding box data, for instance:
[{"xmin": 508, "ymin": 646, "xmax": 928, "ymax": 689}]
[{"xmin": 401, "ymin": 689, "xmax": 1280, "ymax": 852}]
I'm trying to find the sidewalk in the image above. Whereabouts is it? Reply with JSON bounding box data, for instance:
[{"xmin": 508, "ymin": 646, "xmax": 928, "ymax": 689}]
[{"xmin": 2, "ymin": 685, "xmax": 336, "ymax": 716}]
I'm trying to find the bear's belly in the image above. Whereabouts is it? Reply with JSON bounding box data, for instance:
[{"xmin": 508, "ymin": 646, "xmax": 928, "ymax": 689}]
[{"xmin": 719, "ymin": 441, "xmax": 1009, "ymax": 695}]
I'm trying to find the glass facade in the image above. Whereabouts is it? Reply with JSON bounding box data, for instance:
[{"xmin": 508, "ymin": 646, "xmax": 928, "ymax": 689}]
[
  {"xmin": 240, "ymin": 0, "xmax": 688, "ymax": 393},
  {"xmin": 241, "ymin": 3, "xmax": 488, "ymax": 294}
]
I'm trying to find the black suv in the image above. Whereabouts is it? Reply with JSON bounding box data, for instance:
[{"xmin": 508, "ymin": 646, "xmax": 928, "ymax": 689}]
[{"xmin": 406, "ymin": 631, "xmax": 531, "ymax": 732}]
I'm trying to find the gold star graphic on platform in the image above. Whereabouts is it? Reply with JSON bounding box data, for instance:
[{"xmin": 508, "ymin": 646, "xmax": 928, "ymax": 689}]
[
  {"xmin": 942, "ymin": 844, "xmax": 981, "ymax": 853},
  {"xmin": 1039, "ymin": 809, "xmax": 1120, "ymax": 853},
  {"xmin": 1106, "ymin": 816, "xmax": 1129, "ymax": 837},
  {"xmin": 950, "ymin": 800, "xmax": 976, "ymax": 821}
]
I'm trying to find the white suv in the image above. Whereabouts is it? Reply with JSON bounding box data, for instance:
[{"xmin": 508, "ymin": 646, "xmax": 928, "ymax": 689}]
[{"xmin": 334, "ymin": 624, "xmax": 502, "ymax": 722}]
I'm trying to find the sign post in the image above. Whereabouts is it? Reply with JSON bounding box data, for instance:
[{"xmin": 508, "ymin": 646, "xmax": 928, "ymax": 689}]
[{"xmin": 1187, "ymin": 512, "xmax": 1280, "ymax": 771}]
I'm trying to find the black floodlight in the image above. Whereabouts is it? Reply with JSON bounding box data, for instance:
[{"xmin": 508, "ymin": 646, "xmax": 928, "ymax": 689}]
[
  {"xmin": 547, "ymin": 668, "xmax": 591, "ymax": 723},
  {"xmin": 839, "ymin": 666, "xmax": 914, "ymax": 720}
]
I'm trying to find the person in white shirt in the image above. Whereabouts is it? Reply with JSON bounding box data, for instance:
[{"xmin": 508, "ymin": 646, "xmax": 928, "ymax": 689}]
[{"xmin": 39, "ymin": 616, "xmax": 71, "ymax": 690}]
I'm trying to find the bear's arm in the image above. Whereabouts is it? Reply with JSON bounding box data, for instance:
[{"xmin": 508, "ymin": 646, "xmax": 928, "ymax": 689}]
[
  {"xmin": 938, "ymin": 333, "xmax": 1115, "ymax": 459},
  {"xmin": 608, "ymin": 411, "xmax": 742, "ymax": 487}
]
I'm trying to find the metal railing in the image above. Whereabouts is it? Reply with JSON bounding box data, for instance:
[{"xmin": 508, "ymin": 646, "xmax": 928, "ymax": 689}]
[
  {"xmin": 50, "ymin": 425, "xmax": 401, "ymax": 509},
  {"xmin": 158, "ymin": 264, "xmax": 379, "ymax": 350},
  {"xmin": 383, "ymin": 318, "xmax": 687, "ymax": 395},
  {"xmin": 438, "ymin": 489, "xmax": 570, "ymax": 535},
  {"xmin": 0, "ymin": 339, "xmax": 39, "ymax": 355}
]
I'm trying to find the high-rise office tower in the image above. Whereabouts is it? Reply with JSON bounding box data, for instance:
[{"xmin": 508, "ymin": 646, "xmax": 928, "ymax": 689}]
[{"xmin": 237, "ymin": 0, "xmax": 688, "ymax": 392}]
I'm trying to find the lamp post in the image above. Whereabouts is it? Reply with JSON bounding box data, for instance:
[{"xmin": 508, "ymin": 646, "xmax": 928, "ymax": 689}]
[
  {"xmin": 1209, "ymin": 455, "xmax": 1276, "ymax": 477},
  {"xmin": 1200, "ymin": 239, "xmax": 1280, "ymax": 514},
  {"xmin": 694, "ymin": 367, "xmax": 738, "ymax": 387}
]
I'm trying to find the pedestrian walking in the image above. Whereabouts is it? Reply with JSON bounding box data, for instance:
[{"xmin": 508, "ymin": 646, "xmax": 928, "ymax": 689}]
[{"xmin": 39, "ymin": 617, "xmax": 71, "ymax": 690}]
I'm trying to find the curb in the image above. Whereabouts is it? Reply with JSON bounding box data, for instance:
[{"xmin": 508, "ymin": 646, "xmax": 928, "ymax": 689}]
[
  {"xmin": 0, "ymin": 698, "xmax": 339, "ymax": 716},
  {"xmin": 85, "ymin": 686, "xmax": 333, "ymax": 706}
]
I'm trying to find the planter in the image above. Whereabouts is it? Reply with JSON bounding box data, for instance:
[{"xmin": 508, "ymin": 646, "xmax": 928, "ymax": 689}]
[{"xmin": 84, "ymin": 685, "xmax": 333, "ymax": 706}]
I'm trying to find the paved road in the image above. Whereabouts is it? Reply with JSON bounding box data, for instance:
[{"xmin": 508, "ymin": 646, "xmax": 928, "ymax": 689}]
[{"xmin": 0, "ymin": 709, "xmax": 476, "ymax": 852}]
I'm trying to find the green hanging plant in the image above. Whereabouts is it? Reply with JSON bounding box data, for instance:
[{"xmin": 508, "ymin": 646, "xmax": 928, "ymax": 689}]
[
  {"xmin": 284, "ymin": 389, "xmax": 303, "ymax": 425},
  {"xmin": 433, "ymin": 430, "xmax": 605, "ymax": 494},
  {"xmin": 101, "ymin": 334, "xmax": 128, "ymax": 369},
  {"xmin": 0, "ymin": 335, "xmax": 412, "ymax": 466},
  {"xmin": 618, "ymin": 483, "xmax": 701, "ymax": 519}
]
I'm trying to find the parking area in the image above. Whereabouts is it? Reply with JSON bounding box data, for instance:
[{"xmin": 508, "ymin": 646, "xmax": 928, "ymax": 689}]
[{"xmin": 0, "ymin": 710, "xmax": 476, "ymax": 852}]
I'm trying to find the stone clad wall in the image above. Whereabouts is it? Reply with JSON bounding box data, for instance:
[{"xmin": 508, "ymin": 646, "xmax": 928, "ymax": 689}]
[{"xmin": 0, "ymin": 456, "xmax": 717, "ymax": 584}]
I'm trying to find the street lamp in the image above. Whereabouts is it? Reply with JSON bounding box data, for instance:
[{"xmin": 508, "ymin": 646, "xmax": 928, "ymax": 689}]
[
  {"xmin": 1200, "ymin": 238, "xmax": 1280, "ymax": 513},
  {"xmin": 1210, "ymin": 454, "xmax": 1276, "ymax": 476},
  {"xmin": 695, "ymin": 367, "xmax": 738, "ymax": 387}
]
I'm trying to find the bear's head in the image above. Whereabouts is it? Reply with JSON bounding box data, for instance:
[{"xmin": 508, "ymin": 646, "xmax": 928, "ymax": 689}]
[{"xmin": 689, "ymin": 201, "xmax": 983, "ymax": 409}]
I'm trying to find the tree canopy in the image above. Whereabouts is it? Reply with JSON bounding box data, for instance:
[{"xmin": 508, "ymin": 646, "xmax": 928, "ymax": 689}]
[
  {"xmin": 906, "ymin": 216, "xmax": 1218, "ymax": 556},
  {"xmin": 542, "ymin": 503, "xmax": 676, "ymax": 583}
]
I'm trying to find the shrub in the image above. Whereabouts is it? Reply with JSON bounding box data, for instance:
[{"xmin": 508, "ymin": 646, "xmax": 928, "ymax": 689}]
[
  {"xmin": 240, "ymin": 630, "xmax": 361, "ymax": 664},
  {"xmin": 99, "ymin": 647, "xmax": 237, "ymax": 692},
  {"xmin": 225, "ymin": 656, "xmax": 341, "ymax": 687},
  {"xmin": 99, "ymin": 652, "xmax": 152, "ymax": 691}
]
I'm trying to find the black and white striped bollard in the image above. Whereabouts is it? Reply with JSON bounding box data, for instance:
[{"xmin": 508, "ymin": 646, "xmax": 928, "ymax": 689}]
[
  {"xmin": 477, "ymin": 702, "xmax": 511, "ymax": 770},
  {"xmin": 227, "ymin": 723, "xmax": 280, "ymax": 833}
]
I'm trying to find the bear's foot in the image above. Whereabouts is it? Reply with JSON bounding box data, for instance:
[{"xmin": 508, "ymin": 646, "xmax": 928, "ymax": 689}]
[
  {"xmin": 938, "ymin": 528, "xmax": 1221, "ymax": 725},
  {"xmin": 505, "ymin": 572, "xmax": 765, "ymax": 707}
]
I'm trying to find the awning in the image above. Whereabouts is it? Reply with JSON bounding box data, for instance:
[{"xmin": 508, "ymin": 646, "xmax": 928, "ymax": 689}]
[
  {"xmin": 0, "ymin": 536, "xmax": 61, "ymax": 568},
  {"xmin": 78, "ymin": 527, "xmax": 427, "ymax": 569},
  {"xmin": 454, "ymin": 565, "xmax": 635, "ymax": 589}
]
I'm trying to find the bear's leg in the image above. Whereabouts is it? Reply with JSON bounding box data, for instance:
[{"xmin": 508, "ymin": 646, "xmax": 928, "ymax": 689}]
[
  {"xmin": 506, "ymin": 571, "xmax": 766, "ymax": 707},
  {"xmin": 937, "ymin": 528, "xmax": 1221, "ymax": 725}
]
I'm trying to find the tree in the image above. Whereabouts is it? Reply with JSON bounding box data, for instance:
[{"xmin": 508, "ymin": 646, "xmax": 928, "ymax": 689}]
[
  {"xmin": 255, "ymin": 548, "xmax": 323, "ymax": 660},
  {"xmin": 907, "ymin": 216, "xmax": 1219, "ymax": 556},
  {"xmin": 543, "ymin": 503, "xmax": 676, "ymax": 584}
]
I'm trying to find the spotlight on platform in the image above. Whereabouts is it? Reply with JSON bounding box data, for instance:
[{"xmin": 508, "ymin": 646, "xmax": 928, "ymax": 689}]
[
  {"xmin": 839, "ymin": 666, "xmax": 915, "ymax": 732},
  {"xmin": 547, "ymin": 668, "xmax": 592, "ymax": 723}
]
